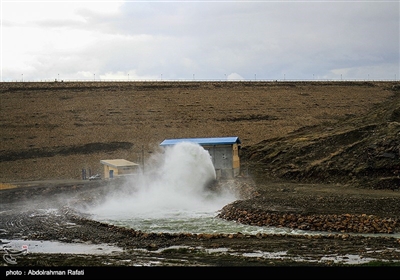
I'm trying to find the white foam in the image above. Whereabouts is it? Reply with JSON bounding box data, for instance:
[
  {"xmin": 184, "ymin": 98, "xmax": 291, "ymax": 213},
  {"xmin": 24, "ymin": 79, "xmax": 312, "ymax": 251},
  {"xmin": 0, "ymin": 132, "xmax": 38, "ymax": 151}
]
[{"xmin": 87, "ymin": 142, "xmax": 237, "ymax": 221}]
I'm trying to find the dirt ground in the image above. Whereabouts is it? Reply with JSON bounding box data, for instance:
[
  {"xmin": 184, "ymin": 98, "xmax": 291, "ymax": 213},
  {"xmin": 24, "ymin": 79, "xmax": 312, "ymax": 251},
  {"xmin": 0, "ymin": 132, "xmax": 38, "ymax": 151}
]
[
  {"xmin": 0, "ymin": 81, "xmax": 397, "ymax": 182},
  {"xmin": 0, "ymin": 81, "xmax": 400, "ymax": 275}
]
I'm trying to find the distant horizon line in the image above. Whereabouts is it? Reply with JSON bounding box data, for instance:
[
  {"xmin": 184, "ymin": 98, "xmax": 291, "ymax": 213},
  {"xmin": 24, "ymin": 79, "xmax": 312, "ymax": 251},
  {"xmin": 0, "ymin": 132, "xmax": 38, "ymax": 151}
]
[{"xmin": 1, "ymin": 78, "xmax": 399, "ymax": 83}]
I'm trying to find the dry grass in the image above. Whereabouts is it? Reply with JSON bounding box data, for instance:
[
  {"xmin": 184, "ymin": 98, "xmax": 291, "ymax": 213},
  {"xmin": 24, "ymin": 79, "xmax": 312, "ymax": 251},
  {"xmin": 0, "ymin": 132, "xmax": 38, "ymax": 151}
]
[{"xmin": 0, "ymin": 81, "xmax": 396, "ymax": 182}]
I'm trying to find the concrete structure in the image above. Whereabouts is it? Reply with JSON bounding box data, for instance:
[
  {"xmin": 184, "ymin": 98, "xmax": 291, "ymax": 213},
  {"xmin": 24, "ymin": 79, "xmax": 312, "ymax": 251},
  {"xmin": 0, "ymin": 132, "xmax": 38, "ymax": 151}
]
[
  {"xmin": 159, "ymin": 137, "xmax": 241, "ymax": 179},
  {"xmin": 100, "ymin": 159, "xmax": 139, "ymax": 179}
]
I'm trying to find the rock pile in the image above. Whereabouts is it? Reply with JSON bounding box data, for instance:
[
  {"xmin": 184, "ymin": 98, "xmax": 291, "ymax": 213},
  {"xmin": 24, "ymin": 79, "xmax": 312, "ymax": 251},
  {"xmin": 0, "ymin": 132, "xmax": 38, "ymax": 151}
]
[{"xmin": 217, "ymin": 205, "xmax": 398, "ymax": 234}]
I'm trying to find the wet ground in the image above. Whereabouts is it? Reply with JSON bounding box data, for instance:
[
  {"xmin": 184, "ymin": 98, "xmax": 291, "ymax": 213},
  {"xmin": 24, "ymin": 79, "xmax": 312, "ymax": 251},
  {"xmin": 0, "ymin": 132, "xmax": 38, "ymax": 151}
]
[{"xmin": 1, "ymin": 178, "xmax": 399, "ymax": 277}]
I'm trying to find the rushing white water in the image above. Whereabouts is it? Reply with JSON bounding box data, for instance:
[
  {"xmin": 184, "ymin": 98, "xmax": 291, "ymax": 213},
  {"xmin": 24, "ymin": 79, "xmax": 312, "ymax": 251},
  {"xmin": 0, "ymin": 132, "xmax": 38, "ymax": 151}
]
[
  {"xmin": 81, "ymin": 141, "xmax": 400, "ymax": 237},
  {"xmin": 86, "ymin": 142, "xmax": 240, "ymax": 232}
]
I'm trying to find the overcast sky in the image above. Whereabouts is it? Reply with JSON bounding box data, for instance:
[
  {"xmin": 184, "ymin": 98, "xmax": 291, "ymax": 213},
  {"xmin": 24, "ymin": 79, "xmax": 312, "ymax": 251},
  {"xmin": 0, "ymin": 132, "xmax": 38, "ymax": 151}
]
[{"xmin": 1, "ymin": 0, "xmax": 399, "ymax": 82}]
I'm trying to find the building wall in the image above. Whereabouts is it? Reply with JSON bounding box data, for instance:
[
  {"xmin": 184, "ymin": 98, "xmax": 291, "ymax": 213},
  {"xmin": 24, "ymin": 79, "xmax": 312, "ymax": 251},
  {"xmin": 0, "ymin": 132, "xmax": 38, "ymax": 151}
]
[
  {"xmin": 204, "ymin": 145, "xmax": 232, "ymax": 169},
  {"xmin": 103, "ymin": 165, "xmax": 138, "ymax": 179},
  {"xmin": 203, "ymin": 144, "xmax": 240, "ymax": 179},
  {"xmin": 232, "ymin": 143, "xmax": 240, "ymax": 169},
  {"xmin": 118, "ymin": 166, "xmax": 138, "ymax": 175},
  {"xmin": 103, "ymin": 165, "xmax": 118, "ymax": 179}
]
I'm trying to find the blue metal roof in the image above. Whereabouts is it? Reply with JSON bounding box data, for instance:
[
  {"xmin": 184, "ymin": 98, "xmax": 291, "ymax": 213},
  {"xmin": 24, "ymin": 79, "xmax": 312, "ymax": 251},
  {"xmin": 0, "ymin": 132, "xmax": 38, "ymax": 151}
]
[{"xmin": 160, "ymin": 137, "xmax": 241, "ymax": 146}]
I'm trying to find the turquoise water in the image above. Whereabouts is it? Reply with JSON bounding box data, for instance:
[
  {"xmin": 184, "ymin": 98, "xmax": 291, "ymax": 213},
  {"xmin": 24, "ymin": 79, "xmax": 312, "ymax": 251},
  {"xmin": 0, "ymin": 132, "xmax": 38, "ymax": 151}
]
[{"xmin": 92, "ymin": 212, "xmax": 316, "ymax": 235}]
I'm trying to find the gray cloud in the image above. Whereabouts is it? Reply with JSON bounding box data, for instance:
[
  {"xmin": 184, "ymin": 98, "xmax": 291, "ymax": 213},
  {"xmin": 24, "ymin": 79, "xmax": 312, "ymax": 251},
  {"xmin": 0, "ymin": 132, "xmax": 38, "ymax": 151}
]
[{"xmin": 2, "ymin": 1, "xmax": 398, "ymax": 81}]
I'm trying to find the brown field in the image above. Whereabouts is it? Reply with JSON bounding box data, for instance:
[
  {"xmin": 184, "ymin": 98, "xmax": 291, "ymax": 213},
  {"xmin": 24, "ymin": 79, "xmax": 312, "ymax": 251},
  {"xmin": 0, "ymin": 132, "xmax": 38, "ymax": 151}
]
[
  {"xmin": 1, "ymin": 81, "xmax": 400, "ymax": 267},
  {"xmin": 0, "ymin": 81, "xmax": 396, "ymax": 182}
]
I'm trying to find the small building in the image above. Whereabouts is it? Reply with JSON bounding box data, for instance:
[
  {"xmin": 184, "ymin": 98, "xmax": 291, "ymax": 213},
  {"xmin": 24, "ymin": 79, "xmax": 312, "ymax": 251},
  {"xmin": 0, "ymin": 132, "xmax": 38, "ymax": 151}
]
[
  {"xmin": 100, "ymin": 159, "xmax": 139, "ymax": 179},
  {"xmin": 159, "ymin": 137, "xmax": 241, "ymax": 179}
]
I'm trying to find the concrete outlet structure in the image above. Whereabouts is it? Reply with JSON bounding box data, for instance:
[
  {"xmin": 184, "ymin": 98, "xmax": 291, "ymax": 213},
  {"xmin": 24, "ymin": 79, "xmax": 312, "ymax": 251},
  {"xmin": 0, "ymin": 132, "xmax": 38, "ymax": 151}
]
[{"xmin": 159, "ymin": 136, "xmax": 241, "ymax": 179}]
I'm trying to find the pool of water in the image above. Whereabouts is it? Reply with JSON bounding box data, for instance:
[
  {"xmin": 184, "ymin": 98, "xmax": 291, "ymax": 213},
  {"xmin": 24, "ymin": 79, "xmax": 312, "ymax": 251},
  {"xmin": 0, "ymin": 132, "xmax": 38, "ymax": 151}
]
[
  {"xmin": 91, "ymin": 212, "xmax": 316, "ymax": 235},
  {"xmin": 1, "ymin": 239, "xmax": 123, "ymax": 255},
  {"xmin": 89, "ymin": 209, "xmax": 400, "ymax": 239}
]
